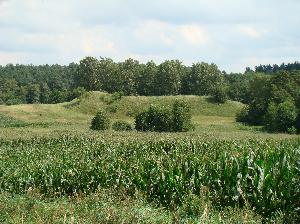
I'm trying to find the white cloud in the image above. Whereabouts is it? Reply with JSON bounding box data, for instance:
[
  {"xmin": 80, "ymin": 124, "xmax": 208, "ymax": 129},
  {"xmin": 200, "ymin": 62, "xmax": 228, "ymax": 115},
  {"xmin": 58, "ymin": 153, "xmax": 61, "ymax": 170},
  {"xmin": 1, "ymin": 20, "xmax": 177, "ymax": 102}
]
[
  {"xmin": 0, "ymin": 0, "xmax": 299, "ymax": 72},
  {"xmin": 237, "ymin": 25, "xmax": 262, "ymax": 38},
  {"xmin": 179, "ymin": 25, "xmax": 209, "ymax": 45}
]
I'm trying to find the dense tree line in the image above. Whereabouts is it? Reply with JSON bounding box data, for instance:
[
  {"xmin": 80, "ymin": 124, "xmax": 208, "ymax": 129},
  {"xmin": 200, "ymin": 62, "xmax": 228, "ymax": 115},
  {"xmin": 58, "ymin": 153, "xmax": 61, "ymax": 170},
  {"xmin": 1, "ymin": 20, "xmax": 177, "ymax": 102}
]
[
  {"xmin": 247, "ymin": 61, "xmax": 300, "ymax": 74},
  {"xmin": 0, "ymin": 64, "xmax": 84, "ymax": 105},
  {"xmin": 0, "ymin": 58, "xmax": 228, "ymax": 105},
  {"xmin": 76, "ymin": 57, "xmax": 225, "ymax": 97}
]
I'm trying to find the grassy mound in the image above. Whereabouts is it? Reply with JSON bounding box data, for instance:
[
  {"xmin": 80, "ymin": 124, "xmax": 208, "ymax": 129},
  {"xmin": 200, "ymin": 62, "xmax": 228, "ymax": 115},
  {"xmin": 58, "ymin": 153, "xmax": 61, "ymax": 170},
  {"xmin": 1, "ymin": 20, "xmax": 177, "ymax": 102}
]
[{"xmin": 69, "ymin": 92, "xmax": 244, "ymax": 118}]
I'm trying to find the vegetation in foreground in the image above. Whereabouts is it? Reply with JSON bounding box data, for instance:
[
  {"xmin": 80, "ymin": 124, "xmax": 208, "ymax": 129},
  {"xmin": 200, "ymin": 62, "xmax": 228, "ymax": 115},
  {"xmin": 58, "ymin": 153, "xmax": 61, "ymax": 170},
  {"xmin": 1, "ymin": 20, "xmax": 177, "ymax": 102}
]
[
  {"xmin": 0, "ymin": 137, "xmax": 299, "ymax": 223},
  {"xmin": 0, "ymin": 190, "xmax": 270, "ymax": 223},
  {"xmin": 0, "ymin": 92, "xmax": 299, "ymax": 223}
]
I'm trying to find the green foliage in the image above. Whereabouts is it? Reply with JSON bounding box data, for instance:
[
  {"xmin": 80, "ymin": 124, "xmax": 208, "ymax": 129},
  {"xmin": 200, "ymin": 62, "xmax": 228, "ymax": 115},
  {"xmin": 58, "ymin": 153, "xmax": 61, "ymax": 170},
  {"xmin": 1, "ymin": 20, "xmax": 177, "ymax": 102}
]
[
  {"xmin": 77, "ymin": 57, "xmax": 100, "ymax": 91},
  {"xmin": 212, "ymin": 85, "xmax": 228, "ymax": 103},
  {"xmin": 2, "ymin": 59, "xmax": 300, "ymax": 108},
  {"xmin": 0, "ymin": 137, "xmax": 299, "ymax": 221},
  {"xmin": 172, "ymin": 100, "xmax": 193, "ymax": 132},
  {"xmin": 225, "ymin": 73, "xmax": 251, "ymax": 104},
  {"xmin": 154, "ymin": 60, "xmax": 184, "ymax": 95},
  {"xmin": 239, "ymin": 71, "xmax": 300, "ymax": 133},
  {"xmin": 135, "ymin": 101, "xmax": 193, "ymax": 132},
  {"xmin": 26, "ymin": 84, "xmax": 41, "ymax": 104},
  {"xmin": 254, "ymin": 61, "xmax": 300, "ymax": 73},
  {"xmin": 118, "ymin": 58, "xmax": 141, "ymax": 95},
  {"xmin": 265, "ymin": 100, "xmax": 298, "ymax": 133},
  {"xmin": 112, "ymin": 120, "xmax": 133, "ymax": 131},
  {"xmin": 39, "ymin": 83, "xmax": 51, "ymax": 103},
  {"xmin": 296, "ymin": 114, "xmax": 300, "ymax": 134},
  {"xmin": 0, "ymin": 113, "xmax": 27, "ymax": 128},
  {"xmin": 137, "ymin": 61, "xmax": 157, "ymax": 96},
  {"xmin": 236, "ymin": 106, "xmax": 250, "ymax": 123},
  {"xmin": 135, "ymin": 105, "xmax": 173, "ymax": 132},
  {"xmin": 182, "ymin": 62, "xmax": 223, "ymax": 95},
  {"xmin": 111, "ymin": 91, "xmax": 124, "ymax": 101},
  {"xmin": 97, "ymin": 58, "xmax": 121, "ymax": 93},
  {"xmin": 67, "ymin": 87, "xmax": 86, "ymax": 102},
  {"xmin": 90, "ymin": 110, "xmax": 110, "ymax": 130}
]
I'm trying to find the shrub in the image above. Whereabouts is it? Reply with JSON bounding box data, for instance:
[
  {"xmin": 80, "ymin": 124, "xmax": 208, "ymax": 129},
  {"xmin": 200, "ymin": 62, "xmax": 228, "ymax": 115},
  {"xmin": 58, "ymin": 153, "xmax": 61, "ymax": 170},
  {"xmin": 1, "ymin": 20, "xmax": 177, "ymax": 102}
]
[
  {"xmin": 90, "ymin": 110, "xmax": 110, "ymax": 130},
  {"xmin": 172, "ymin": 100, "xmax": 193, "ymax": 132},
  {"xmin": 245, "ymin": 100, "xmax": 268, "ymax": 125},
  {"xmin": 236, "ymin": 106, "xmax": 249, "ymax": 123},
  {"xmin": 265, "ymin": 100, "xmax": 297, "ymax": 133},
  {"xmin": 111, "ymin": 91, "xmax": 124, "ymax": 101},
  {"xmin": 212, "ymin": 85, "xmax": 228, "ymax": 104},
  {"xmin": 135, "ymin": 105, "xmax": 173, "ymax": 132},
  {"xmin": 112, "ymin": 120, "xmax": 132, "ymax": 131},
  {"xmin": 135, "ymin": 101, "xmax": 193, "ymax": 132}
]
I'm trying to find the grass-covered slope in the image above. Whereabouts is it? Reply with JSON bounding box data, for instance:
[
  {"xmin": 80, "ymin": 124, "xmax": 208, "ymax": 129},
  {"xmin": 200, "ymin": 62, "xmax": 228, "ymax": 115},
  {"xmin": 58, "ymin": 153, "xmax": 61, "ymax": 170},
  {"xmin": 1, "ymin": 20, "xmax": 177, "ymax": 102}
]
[
  {"xmin": 70, "ymin": 91, "xmax": 243, "ymax": 118},
  {"xmin": 0, "ymin": 91, "xmax": 295, "ymax": 139},
  {"xmin": 0, "ymin": 91, "xmax": 242, "ymax": 126}
]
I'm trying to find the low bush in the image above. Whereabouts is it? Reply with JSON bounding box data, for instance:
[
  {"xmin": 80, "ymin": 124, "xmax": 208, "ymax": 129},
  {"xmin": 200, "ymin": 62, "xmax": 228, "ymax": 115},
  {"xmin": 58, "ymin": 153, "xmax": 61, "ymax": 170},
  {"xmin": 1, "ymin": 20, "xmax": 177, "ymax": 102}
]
[
  {"xmin": 135, "ymin": 105, "xmax": 173, "ymax": 132},
  {"xmin": 172, "ymin": 100, "xmax": 194, "ymax": 132},
  {"xmin": 90, "ymin": 110, "xmax": 110, "ymax": 130},
  {"xmin": 112, "ymin": 120, "xmax": 133, "ymax": 131},
  {"xmin": 135, "ymin": 101, "xmax": 193, "ymax": 132},
  {"xmin": 265, "ymin": 100, "xmax": 297, "ymax": 133},
  {"xmin": 212, "ymin": 86, "xmax": 228, "ymax": 104},
  {"xmin": 236, "ymin": 106, "xmax": 249, "ymax": 123}
]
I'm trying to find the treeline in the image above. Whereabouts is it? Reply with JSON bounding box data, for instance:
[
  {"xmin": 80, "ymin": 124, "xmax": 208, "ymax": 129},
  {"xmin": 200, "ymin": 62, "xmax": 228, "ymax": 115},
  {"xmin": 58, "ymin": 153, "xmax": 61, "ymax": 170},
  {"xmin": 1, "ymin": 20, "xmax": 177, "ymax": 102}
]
[
  {"xmin": 249, "ymin": 61, "xmax": 300, "ymax": 74},
  {"xmin": 0, "ymin": 57, "xmax": 228, "ymax": 105},
  {"xmin": 76, "ymin": 57, "xmax": 225, "ymax": 97},
  {"xmin": 1, "ymin": 58, "xmax": 300, "ymax": 108},
  {"xmin": 0, "ymin": 64, "xmax": 84, "ymax": 105}
]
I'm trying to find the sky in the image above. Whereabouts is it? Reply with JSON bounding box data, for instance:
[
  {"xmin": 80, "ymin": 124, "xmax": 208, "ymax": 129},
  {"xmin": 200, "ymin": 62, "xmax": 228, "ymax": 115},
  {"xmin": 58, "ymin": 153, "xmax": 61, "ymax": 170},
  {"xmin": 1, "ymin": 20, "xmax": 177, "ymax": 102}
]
[{"xmin": 0, "ymin": 0, "xmax": 299, "ymax": 72}]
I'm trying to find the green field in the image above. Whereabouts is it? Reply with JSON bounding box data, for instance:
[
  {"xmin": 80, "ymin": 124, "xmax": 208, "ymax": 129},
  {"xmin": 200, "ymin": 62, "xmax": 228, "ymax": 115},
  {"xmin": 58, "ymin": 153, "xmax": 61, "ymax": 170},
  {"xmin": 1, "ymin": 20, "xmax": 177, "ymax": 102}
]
[{"xmin": 0, "ymin": 92, "xmax": 299, "ymax": 223}]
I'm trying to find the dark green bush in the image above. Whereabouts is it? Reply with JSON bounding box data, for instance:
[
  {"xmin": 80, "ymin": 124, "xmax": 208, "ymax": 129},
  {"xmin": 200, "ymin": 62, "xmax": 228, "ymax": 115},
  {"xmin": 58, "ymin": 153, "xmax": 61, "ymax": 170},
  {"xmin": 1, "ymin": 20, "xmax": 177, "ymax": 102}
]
[
  {"xmin": 112, "ymin": 120, "xmax": 132, "ymax": 131},
  {"xmin": 265, "ymin": 100, "xmax": 297, "ymax": 133},
  {"xmin": 135, "ymin": 105, "xmax": 173, "ymax": 132},
  {"xmin": 111, "ymin": 91, "xmax": 124, "ymax": 101},
  {"xmin": 90, "ymin": 110, "xmax": 110, "ymax": 130},
  {"xmin": 172, "ymin": 100, "xmax": 193, "ymax": 132},
  {"xmin": 236, "ymin": 106, "xmax": 250, "ymax": 123},
  {"xmin": 135, "ymin": 101, "xmax": 193, "ymax": 132},
  {"xmin": 212, "ymin": 86, "xmax": 228, "ymax": 104}
]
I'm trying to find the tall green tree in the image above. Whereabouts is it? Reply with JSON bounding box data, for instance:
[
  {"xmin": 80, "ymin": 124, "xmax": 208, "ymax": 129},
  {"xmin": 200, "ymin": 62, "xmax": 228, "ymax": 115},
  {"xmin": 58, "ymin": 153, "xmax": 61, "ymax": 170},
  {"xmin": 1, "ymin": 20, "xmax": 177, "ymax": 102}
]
[
  {"xmin": 137, "ymin": 61, "xmax": 157, "ymax": 96},
  {"xmin": 155, "ymin": 60, "xmax": 184, "ymax": 95},
  {"xmin": 98, "ymin": 58, "xmax": 120, "ymax": 93},
  {"xmin": 118, "ymin": 58, "xmax": 141, "ymax": 95},
  {"xmin": 77, "ymin": 57, "xmax": 100, "ymax": 91},
  {"xmin": 182, "ymin": 62, "xmax": 223, "ymax": 96}
]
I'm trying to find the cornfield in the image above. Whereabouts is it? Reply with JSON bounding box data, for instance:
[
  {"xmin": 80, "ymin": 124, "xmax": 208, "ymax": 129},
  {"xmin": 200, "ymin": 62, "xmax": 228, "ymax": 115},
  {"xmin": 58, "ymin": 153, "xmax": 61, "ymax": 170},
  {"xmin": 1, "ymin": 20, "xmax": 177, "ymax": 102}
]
[{"xmin": 0, "ymin": 136, "xmax": 299, "ymax": 220}]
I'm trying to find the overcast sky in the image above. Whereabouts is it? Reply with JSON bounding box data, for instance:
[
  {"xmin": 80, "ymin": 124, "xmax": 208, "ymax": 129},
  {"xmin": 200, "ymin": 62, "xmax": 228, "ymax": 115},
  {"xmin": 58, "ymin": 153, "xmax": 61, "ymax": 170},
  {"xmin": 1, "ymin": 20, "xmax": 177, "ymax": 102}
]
[{"xmin": 0, "ymin": 0, "xmax": 299, "ymax": 72}]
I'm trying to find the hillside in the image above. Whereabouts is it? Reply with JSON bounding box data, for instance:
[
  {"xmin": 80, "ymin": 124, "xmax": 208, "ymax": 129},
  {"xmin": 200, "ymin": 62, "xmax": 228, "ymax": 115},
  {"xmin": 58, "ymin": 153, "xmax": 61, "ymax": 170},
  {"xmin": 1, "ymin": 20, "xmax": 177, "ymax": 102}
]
[
  {"xmin": 0, "ymin": 91, "xmax": 294, "ymax": 139},
  {"xmin": 0, "ymin": 91, "xmax": 240, "ymax": 122}
]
